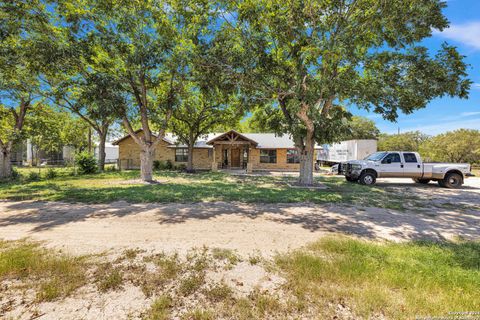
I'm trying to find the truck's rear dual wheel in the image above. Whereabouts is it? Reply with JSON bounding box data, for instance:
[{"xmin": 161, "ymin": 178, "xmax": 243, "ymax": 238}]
[
  {"xmin": 413, "ymin": 178, "xmax": 431, "ymax": 184},
  {"xmin": 439, "ymin": 172, "xmax": 463, "ymax": 189},
  {"xmin": 359, "ymin": 171, "xmax": 376, "ymax": 185}
]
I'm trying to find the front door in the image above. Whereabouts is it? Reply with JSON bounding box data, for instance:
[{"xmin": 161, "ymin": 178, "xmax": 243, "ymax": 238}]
[
  {"xmin": 378, "ymin": 152, "xmax": 403, "ymax": 177},
  {"xmin": 231, "ymin": 148, "xmax": 241, "ymax": 167}
]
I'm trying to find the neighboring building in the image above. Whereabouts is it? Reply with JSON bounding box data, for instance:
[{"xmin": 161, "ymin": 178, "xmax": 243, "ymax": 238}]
[
  {"xmin": 113, "ymin": 129, "xmax": 323, "ymax": 172},
  {"xmin": 94, "ymin": 143, "xmax": 119, "ymax": 164},
  {"xmin": 317, "ymin": 139, "xmax": 377, "ymax": 164},
  {"xmin": 23, "ymin": 140, "xmax": 75, "ymax": 165}
]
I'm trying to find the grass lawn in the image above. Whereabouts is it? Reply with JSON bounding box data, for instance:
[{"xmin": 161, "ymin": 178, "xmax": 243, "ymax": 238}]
[
  {"xmin": 0, "ymin": 168, "xmax": 415, "ymax": 209},
  {"xmin": 276, "ymin": 236, "xmax": 480, "ymax": 319}
]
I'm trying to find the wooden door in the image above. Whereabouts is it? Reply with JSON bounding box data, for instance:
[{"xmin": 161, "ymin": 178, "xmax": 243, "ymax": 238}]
[{"xmin": 231, "ymin": 148, "xmax": 241, "ymax": 167}]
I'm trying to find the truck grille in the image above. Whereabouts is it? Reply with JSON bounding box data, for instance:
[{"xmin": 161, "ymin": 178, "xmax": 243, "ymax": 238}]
[{"xmin": 340, "ymin": 163, "xmax": 351, "ymax": 174}]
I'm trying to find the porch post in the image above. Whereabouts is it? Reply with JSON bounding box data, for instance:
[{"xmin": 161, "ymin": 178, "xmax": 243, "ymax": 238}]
[
  {"xmin": 228, "ymin": 145, "xmax": 232, "ymax": 169},
  {"xmin": 211, "ymin": 144, "xmax": 217, "ymax": 172},
  {"xmin": 246, "ymin": 145, "xmax": 253, "ymax": 173}
]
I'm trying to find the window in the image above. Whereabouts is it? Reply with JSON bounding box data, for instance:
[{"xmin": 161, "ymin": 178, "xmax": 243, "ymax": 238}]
[
  {"xmin": 382, "ymin": 153, "xmax": 401, "ymax": 163},
  {"xmin": 403, "ymin": 153, "xmax": 418, "ymax": 163},
  {"xmin": 260, "ymin": 149, "xmax": 277, "ymax": 163},
  {"xmin": 175, "ymin": 148, "xmax": 188, "ymax": 162},
  {"xmin": 286, "ymin": 149, "xmax": 300, "ymax": 163},
  {"xmin": 364, "ymin": 152, "xmax": 387, "ymax": 161}
]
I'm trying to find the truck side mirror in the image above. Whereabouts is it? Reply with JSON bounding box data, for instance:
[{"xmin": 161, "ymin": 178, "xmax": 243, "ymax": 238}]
[{"xmin": 382, "ymin": 158, "xmax": 392, "ymax": 164}]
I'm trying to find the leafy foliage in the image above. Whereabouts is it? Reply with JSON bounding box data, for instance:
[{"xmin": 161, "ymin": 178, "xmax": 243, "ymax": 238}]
[
  {"xmin": 75, "ymin": 152, "xmax": 98, "ymax": 174},
  {"xmin": 220, "ymin": 0, "xmax": 471, "ymax": 184},
  {"xmin": 343, "ymin": 116, "xmax": 380, "ymax": 140},
  {"xmin": 420, "ymin": 129, "xmax": 480, "ymax": 164},
  {"xmin": 378, "ymin": 131, "xmax": 430, "ymax": 151}
]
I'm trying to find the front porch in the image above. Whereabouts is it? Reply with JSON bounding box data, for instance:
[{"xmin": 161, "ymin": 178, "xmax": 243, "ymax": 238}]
[{"xmin": 207, "ymin": 130, "xmax": 258, "ymax": 173}]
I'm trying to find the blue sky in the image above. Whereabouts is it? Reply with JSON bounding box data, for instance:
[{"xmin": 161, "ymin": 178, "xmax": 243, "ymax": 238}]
[{"xmin": 351, "ymin": 0, "xmax": 480, "ymax": 135}]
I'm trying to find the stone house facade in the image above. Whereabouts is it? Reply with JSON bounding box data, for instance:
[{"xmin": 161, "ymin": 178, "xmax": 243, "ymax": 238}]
[{"xmin": 113, "ymin": 130, "xmax": 322, "ymax": 172}]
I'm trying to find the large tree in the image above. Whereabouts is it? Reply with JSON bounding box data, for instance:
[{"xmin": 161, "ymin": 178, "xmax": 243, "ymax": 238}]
[
  {"xmin": 223, "ymin": 0, "xmax": 470, "ymax": 185},
  {"xmin": 57, "ymin": 0, "xmax": 222, "ymax": 181},
  {"xmin": 0, "ymin": 0, "xmax": 50, "ymax": 178}
]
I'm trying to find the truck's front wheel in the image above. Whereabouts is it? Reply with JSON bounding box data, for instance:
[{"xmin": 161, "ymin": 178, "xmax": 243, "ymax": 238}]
[
  {"xmin": 359, "ymin": 172, "xmax": 376, "ymax": 185},
  {"xmin": 440, "ymin": 172, "xmax": 463, "ymax": 189},
  {"xmin": 345, "ymin": 176, "xmax": 358, "ymax": 182}
]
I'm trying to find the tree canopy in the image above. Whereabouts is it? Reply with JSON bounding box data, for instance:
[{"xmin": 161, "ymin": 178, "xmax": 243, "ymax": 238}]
[
  {"xmin": 378, "ymin": 131, "xmax": 430, "ymax": 152},
  {"xmin": 219, "ymin": 0, "xmax": 470, "ymax": 184},
  {"xmin": 420, "ymin": 129, "xmax": 480, "ymax": 164}
]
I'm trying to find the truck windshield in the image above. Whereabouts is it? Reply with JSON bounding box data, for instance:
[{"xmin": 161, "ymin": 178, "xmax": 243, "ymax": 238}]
[{"xmin": 364, "ymin": 152, "xmax": 388, "ymax": 161}]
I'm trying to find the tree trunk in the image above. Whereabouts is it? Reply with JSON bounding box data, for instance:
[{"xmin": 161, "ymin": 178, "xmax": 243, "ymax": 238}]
[
  {"xmin": 0, "ymin": 147, "xmax": 12, "ymax": 180},
  {"xmin": 140, "ymin": 145, "xmax": 155, "ymax": 182},
  {"xmin": 298, "ymin": 137, "xmax": 315, "ymax": 186},
  {"xmin": 187, "ymin": 141, "xmax": 194, "ymax": 172},
  {"xmin": 97, "ymin": 130, "xmax": 107, "ymax": 172}
]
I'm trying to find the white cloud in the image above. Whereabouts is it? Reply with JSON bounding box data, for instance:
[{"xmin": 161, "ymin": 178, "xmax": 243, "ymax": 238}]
[
  {"xmin": 434, "ymin": 22, "xmax": 480, "ymax": 50},
  {"xmin": 473, "ymin": 83, "xmax": 480, "ymax": 89},
  {"xmin": 389, "ymin": 117, "xmax": 480, "ymax": 135},
  {"xmin": 460, "ymin": 111, "xmax": 480, "ymax": 116}
]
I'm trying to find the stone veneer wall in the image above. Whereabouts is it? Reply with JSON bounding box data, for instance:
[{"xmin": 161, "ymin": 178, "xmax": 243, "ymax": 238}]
[{"xmin": 117, "ymin": 135, "xmax": 212, "ymax": 170}]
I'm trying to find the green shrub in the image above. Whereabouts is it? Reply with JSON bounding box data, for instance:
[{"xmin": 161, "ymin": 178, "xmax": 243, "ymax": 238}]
[
  {"xmin": 105, "ymin": 164, "xmax": 117, "ymax": 172},
  {"xmin": 75, "ymin": 152, "xmax": 97, "ymax": 174},
  {"xmin": 153, "ymin": 160, "xmax": 162, "ymax": 170},
  {"xmin": 27, "ymin": 171, "xmax": 41, "ymax": 182},
  {"xmin": 45, "ymin": 168, "xmax": 58, "ymax": 179},
  {"xmin": 176, "ymin": 164, "xmax": 187, "ymax": 171},
  {"xmin": 11, "ymin": 168, "xmax": 21, "ymax": 180},
  {"xmin": 165, "ymin": 160, "xmax": 173, "ymax": 170}
]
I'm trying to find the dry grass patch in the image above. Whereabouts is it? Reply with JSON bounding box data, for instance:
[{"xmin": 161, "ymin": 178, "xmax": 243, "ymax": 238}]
[
  {"xmin": 0, "ymin": 241, "xmax": 88, "ymax": 301},
  {"xmin": 204, "ymin": 281, "xmax": 234, "ymax": 302},
  {"xmin": 275, "ymin": 236, "xmax": 480, "ymax": 319},
  {"xmin": 143, "ymin": 294, "xmax": 172, "ymax": 320},
  {"xmin": 95, "ymin": 264, "xmax": 124, "ymax": 292},
  {"xmin": 181, "ymin": 308, "xmax": 215, "ymax": 320},
  {"xmin": 211, "ymin": 248, "xmax": 240, "ymax": 268},
  {"xmin": 0, "ymin": 240, "xmax": 88, "ymax": 302}
]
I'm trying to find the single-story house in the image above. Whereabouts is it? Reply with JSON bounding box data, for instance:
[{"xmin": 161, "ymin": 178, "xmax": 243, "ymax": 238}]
[{"xmin": 112, "ymin": 129, "xmax": 323, "ymax": 172}]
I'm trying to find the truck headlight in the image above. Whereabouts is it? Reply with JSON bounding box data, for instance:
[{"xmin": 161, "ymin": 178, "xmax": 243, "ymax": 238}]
[{"xmin": 351, "ymin": 164, "xmax": 362, "ymax": 171}]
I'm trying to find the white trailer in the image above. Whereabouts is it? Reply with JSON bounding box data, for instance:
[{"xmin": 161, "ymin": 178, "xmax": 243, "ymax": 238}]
[
  {"xmin": 94, "ymin": 142, "xmax": 119, "ymax": 163},
  {"xmin": 317, "ymin": 139, "xmax": 377, "ymax": 163}
]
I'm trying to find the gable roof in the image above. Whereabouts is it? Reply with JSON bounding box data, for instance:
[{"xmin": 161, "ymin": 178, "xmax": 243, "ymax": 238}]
[{"xmin": 206, "ymin": 130, "xmax": 259, "ymax": 146}]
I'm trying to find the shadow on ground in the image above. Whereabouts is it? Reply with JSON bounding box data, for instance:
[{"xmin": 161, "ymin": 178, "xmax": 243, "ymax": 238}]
[{"xmin": 1, "ymin": 199, "xmax": 479, "ymax": 242}]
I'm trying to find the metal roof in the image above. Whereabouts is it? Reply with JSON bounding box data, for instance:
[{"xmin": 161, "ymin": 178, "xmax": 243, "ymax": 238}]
[{"xmin": 114, "ymin": 130, "xmax": 323, "ymax": 149}]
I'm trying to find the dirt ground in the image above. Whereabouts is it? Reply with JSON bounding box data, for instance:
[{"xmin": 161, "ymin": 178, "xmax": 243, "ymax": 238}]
[
  {"xmin": 1, "ymin": 177, "xmax": 479, "ymax": 257},
  {"xmin": 1, "ymin": 177, "xmax": 479, "ymax": 320}
]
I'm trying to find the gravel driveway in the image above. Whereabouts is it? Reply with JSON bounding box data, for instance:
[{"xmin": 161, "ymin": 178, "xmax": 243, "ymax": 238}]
[{"xmin": 1, "ymin": 177, "xmax": 479, "ymax": 256}]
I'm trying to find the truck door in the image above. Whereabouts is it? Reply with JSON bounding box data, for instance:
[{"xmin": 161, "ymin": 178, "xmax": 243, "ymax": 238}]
[
  {"xmin": 378, "ymin": 152, "xmax": 403, "ymax": 177},
  {"xmin": 402, "ymin": 153, "xmax": 423, "ymax": 178}
]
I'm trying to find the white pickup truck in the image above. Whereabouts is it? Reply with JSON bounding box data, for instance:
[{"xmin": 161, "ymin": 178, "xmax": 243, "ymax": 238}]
[{"xmin": 339, "ymin": 151, "xmax": 474, "ymax": 188}]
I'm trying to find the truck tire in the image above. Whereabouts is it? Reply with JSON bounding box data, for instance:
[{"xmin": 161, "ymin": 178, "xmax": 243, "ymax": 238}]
[
  {"xmin": 413, "ymin": 178, "xmax": 431, "ymax": 184},
  {"xmin": 345, "ymin": 176, "xmax": 358, "ymax": 182},
  {"xmin": 359, "ymin": 171, "xmax": 376, "ymax": 185},
  {"xmin": 441, "ymin": 172, "xmax": 463, "ymax": 189}
]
